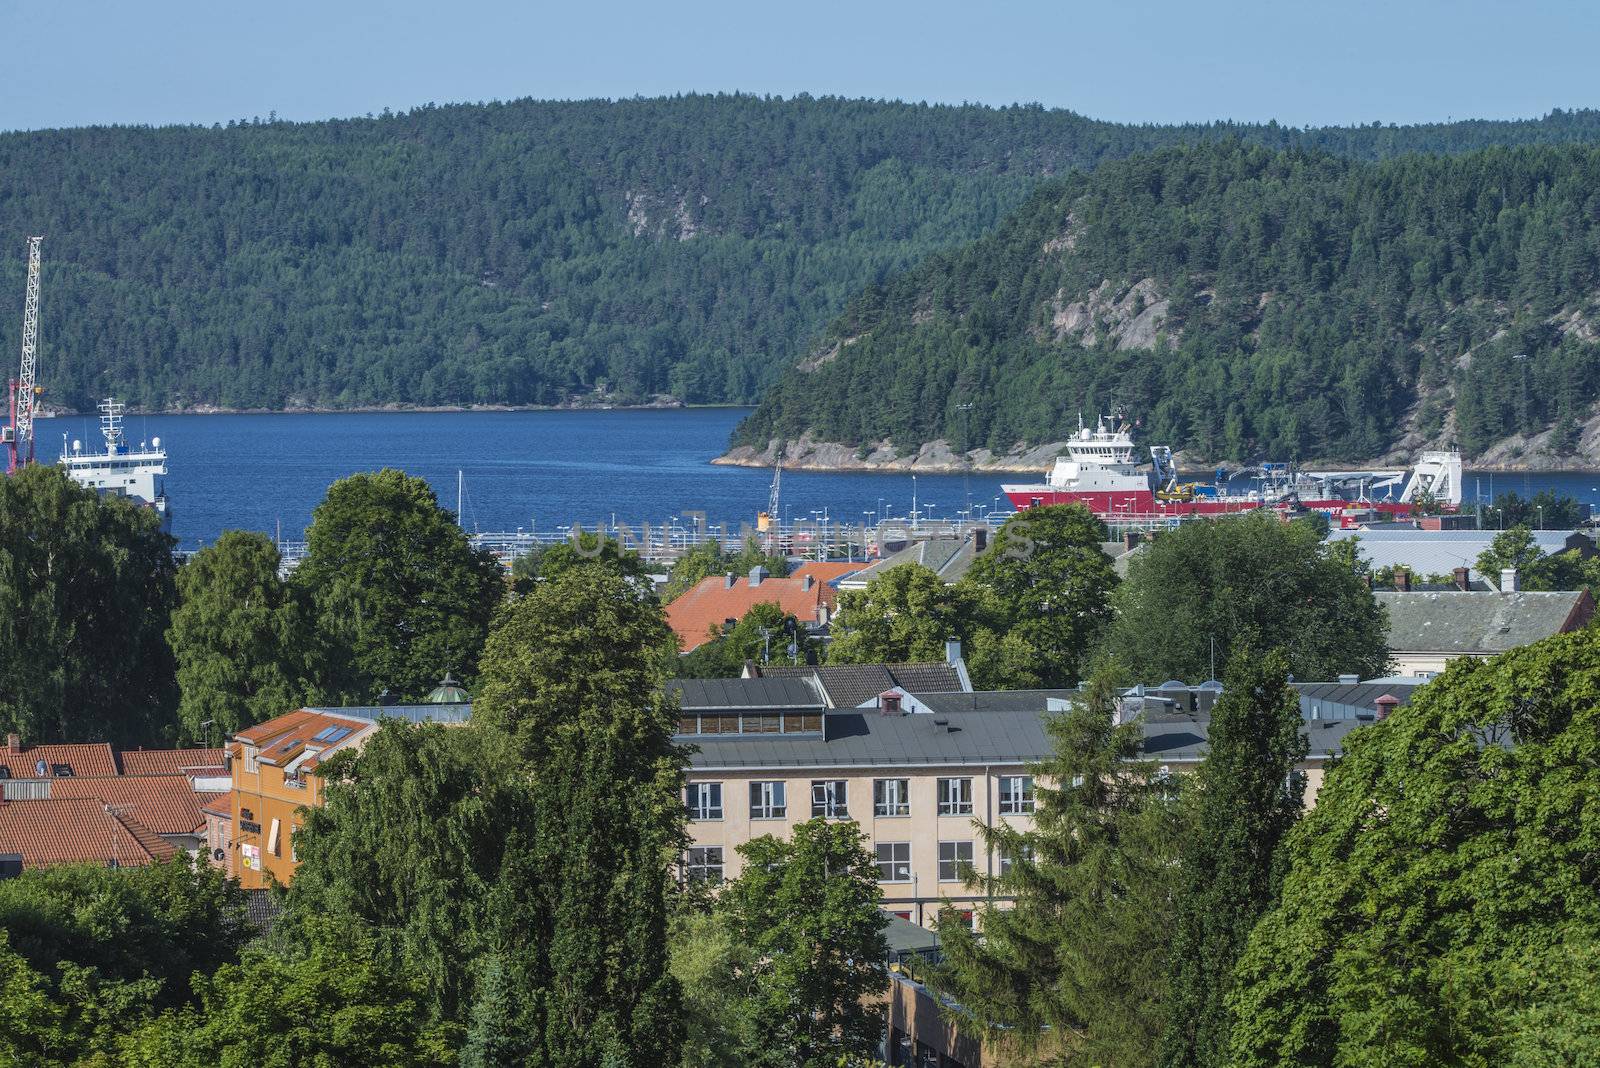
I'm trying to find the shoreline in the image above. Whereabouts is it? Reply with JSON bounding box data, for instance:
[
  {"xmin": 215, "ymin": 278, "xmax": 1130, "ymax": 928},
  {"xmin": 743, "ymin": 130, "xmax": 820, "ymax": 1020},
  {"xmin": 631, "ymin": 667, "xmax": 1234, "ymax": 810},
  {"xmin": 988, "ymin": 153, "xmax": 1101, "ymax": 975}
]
[{"xmin": 39, "ymin": 401, "xmax": 752, "ymax": 417}]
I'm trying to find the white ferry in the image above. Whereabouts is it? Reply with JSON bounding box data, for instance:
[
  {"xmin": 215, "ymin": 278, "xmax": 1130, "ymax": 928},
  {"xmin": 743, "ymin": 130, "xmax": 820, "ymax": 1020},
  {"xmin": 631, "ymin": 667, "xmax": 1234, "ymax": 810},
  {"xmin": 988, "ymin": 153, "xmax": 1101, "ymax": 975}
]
[{"xmin": 59, "ymin": 399, "xmax": 170, "ymax": 531}]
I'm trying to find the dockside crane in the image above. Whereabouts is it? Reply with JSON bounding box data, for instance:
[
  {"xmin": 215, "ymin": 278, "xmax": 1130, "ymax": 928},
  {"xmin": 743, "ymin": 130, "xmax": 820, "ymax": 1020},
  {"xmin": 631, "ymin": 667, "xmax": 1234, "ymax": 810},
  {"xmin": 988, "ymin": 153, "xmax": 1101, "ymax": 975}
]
[{"xmin": 5, "ymin": 236, "xmax": 44, "ymax": 474}]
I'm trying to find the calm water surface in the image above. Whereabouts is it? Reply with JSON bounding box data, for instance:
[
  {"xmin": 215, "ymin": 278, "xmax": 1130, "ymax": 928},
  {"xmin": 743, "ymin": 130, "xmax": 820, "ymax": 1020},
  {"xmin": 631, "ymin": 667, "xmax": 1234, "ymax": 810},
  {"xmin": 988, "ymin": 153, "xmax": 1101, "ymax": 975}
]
[{"xmin": 38, "ymin": 407, "xmax": 1600, "ymax": 549}]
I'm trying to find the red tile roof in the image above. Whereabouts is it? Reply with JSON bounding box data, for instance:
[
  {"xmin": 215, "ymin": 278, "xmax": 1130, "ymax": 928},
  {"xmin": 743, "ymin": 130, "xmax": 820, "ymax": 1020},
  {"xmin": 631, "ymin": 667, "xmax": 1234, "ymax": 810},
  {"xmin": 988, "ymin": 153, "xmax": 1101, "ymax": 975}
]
[
  {"xmin": 119, "ymin": 747, "xmax": 226, "ymax": 776},
  {"xmin": 48, "ymin": 775, "xmax": 209, "ymax": 836},
  {"xmin": 198, "ymin": 792, "xmax": 231, "ymax": 819},
  {"xmin": 0, "ymin": 741, "xmax": 119, "ymax": 780},
  {"xmin": 0, "ymin": 797, "xmax": 177, "ymax": 868},
  {"xmin": 791, "ymin": 561, "xmax": 865, "ymax": 585},
  {"xmin": 667, "ymin": 574, "xmax": 836, "ymax": 652}
]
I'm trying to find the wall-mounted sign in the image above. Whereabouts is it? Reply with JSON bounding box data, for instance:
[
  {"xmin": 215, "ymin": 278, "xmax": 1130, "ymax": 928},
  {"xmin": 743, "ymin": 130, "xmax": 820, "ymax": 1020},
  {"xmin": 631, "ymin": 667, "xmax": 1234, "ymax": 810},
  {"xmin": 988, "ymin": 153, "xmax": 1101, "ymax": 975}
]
[
  {"xmin": 240, "ymin": 844, "xmax": 260, "ymax": 871},
  {"xmin": 239, "ymin": 820, "xmax": 262, "ymax": 834}
]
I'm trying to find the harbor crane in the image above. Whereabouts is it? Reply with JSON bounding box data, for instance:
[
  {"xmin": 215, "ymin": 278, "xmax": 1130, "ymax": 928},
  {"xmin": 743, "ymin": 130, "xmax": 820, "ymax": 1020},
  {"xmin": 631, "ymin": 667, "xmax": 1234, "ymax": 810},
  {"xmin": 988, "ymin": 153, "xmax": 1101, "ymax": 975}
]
[{"xmin": 4, "ymin": 236, "xmax": 44, "ymax": 474}]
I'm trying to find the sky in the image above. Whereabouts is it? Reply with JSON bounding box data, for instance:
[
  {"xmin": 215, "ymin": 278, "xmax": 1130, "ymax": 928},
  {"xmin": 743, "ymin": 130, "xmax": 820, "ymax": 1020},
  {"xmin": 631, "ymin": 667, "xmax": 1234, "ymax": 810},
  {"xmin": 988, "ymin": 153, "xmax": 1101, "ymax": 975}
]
[{"xmin": 2, "ymin": 0, "xmax": 1595, "ymax": 132}]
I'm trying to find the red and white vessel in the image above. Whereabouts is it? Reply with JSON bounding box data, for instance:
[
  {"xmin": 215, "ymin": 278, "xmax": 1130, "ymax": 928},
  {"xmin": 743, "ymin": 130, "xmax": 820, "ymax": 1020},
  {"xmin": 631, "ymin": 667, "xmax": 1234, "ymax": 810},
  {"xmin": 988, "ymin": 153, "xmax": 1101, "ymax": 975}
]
[{"xmin": 1002, "ymin": 413, "xmax": 1463, "ymax": 521}]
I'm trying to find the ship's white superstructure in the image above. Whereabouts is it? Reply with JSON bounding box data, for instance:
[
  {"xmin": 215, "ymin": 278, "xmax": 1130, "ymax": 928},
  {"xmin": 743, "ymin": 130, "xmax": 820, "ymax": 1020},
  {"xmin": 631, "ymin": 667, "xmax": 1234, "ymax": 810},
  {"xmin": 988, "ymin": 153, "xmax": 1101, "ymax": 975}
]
[{"xmin": 59, "ymin": 399, "xmax": 169, "ymax": 528}]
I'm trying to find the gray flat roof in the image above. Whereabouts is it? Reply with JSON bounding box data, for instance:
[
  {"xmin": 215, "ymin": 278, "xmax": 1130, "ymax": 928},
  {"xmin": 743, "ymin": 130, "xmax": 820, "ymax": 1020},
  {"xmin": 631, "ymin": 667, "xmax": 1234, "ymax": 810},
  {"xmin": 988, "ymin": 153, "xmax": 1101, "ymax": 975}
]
[
  {"xmin": 668, "ymin": 676, "xmax": 825, "ymax": 711},
  {"xmin": 1375, "ymin": 590, "xmax": 1587, "ymax": 653},
  {"xmin": 686, "ymin": 708, "xmax": 1051, "ymax": 770},
  {"xmin": 911, "ymin": 689, "xmax": 1077, "ymax": 714}
]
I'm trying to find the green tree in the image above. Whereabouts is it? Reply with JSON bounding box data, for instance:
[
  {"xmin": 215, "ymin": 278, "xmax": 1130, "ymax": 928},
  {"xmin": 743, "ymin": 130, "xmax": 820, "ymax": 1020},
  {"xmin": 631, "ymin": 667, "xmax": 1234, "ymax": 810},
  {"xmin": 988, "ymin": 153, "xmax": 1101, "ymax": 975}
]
[
  {"xmin": 1227, "ymin": 628, "xmax": 1600, "ymax": 1066},
  {"xmin": 510, "ymin": 530, "xmax": 648, "ymax": 592},
  {"xmin": 120, "ymin": 918, "xmax": 457, "ymax": 1067},
  {"xmin": 0, "ymin": 464, "xmax": 178, "ymax": 745},
  {"xmin": 293, "ymin": 469, "xmax": 505, "ymax": 702},
  {"xmin": 828, "ymin": 563, "xmax": 984, "ymax": 666},
  {"xmin": 932, "ymin": 669, "xmax": 1183, "ymax": 1064},
  {"xmin": 1475, "ymin": 523, "xmax": 1569, "ymax": 589},
  {"xmin": 0, "ymin": 857, "xmax": 247, "ymax": 1065},
  {"xmin": 473, "ymin": 564, "xmax": 685, "ymax": 1067},
  {"xmin": 460, "ymin": 956, "xmax": 531, "ymax": 1068},
  {"xmin": 962, "ymin": 503, "xmax": 1118, "ymax": 687},
  {"xmin": 669, "ymin": 910, "xmax": 762, "ymax": 1068},
  {"xmin": 1488, "ymin": 489, "xmax": 1589, "ymax": 529},
  {"xmin": 674, "ymin": 601, "xmax": 818, "ymax": 677},
  {"xmin": 168, "ymin": 531, "xmax": 313, "ymax": 743},
  {"xmin": 285, "ymin": 722, "xmax": 534, "ymax": 1026},
  {"xmin": 1102, "ymin": 513, "xmax": 1389, "ymax": 683},
  {"xmin": 706, "ymin": 820, "xmax": 889, "ymax": 1068},
  {"xmin": 1157, "ymin": 650, "xmax": 1306, "ymax": 1068}
]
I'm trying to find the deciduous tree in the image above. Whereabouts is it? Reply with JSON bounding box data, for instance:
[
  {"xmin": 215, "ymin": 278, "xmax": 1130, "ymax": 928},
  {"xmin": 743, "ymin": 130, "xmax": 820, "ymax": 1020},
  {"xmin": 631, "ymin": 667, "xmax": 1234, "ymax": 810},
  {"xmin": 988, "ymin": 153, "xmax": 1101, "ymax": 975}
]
[{"xmin": 168, "ymin": 531, "xmax": 313, "ymax": 743}]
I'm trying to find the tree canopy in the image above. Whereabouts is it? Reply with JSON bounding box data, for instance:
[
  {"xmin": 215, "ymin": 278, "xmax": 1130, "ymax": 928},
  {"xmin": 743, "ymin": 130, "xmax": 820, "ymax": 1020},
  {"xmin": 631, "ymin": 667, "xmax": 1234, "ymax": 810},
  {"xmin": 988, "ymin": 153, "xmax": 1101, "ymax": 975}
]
[
  {"xmin": 292, "ymin": 468, "xmax": 505, "ymax": 702},
  {"xmin": 1228, "ymin": 627, "xmax": 1600, "ymax": 1066},
  {"xmin": 1101, "ymin": 513, "xmax": 1389, "ymax": 683},
  {"xmin": 168, "ymin": 531, "xmax": 313, "ymax": 744},
  {"xmin": 0, "ymin": 464, "xmax": 178, "ymax": 745}
]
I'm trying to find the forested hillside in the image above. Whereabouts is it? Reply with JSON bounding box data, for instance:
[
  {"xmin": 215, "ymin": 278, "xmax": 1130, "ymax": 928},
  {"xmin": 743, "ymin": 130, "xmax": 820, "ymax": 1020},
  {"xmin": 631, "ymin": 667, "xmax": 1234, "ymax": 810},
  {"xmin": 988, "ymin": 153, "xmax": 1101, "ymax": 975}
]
[
  {"xmin": 734, "ymin": 142, "xmax": 1600, "ymax": 465},
  {"xmin": 5, "ymin": 96, "xmax": 1600, "ymax": 412}
]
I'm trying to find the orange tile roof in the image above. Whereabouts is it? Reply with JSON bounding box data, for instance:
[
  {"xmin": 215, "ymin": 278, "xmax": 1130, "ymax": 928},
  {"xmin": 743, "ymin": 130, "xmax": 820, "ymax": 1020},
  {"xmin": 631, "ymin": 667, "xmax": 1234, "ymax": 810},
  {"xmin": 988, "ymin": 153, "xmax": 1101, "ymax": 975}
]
[
  {"xmin": 791, "ymin": 561, "xmax": 865, "ymax": 585},
  {"xmin": 0, "ymin": 741, "xmax": 119, "ymax": 780},
  {"xmin": 48, "ymin": 775, "xmax": 209, "ymax": 836},
  {"xmin": 198, "ymin": 792, "xmax": 231, "ymax": 819},
  {"xmin": 119, "ymin": 747, "xmax": 226, "ymax": 776},
  {"xmin": 235, "ymin": 709, "xmax": 320, "ymax": 746},
  {"xmin": 666, "ymin": 574, "xmax": 835, "ymax": 652},
  {"xmin": 234, "ymin": 710, "xmax": 369, "ymax": 765},
  {"xmin": 0, "ymin": 797, "xmax": 177, "ymax": 868}
]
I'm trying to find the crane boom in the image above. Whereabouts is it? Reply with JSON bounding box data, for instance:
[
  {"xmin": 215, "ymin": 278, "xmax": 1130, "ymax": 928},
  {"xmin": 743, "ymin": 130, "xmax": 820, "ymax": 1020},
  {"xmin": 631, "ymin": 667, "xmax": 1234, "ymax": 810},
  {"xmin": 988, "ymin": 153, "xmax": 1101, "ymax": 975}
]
[{"xmin": 16, "ymin": 236, "xmax": 42, "ymax": 463}]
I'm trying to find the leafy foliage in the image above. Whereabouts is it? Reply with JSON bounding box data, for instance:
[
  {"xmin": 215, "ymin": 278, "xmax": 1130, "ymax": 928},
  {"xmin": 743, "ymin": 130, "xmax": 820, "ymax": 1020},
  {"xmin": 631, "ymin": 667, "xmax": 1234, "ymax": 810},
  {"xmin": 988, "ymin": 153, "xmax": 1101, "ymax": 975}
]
[
  {"xmin": 963, "ymin": 504, "xmax": 1118, "ymax": 687},
  {"xmin": 1227, "ymin": 627, "xmax": 1600, "ymax": 1066},
  {"xmin": 738, "ymin": 142, "xmax": 1600, "ymax": 462},
  {"xmin": 1157, "ymin": 650, "xmax": 1305, "ymax": 1068},
  {"xmin": 827, "ymin": 563, "xmax": 988, "ymax": 667},
  {"xmin": 1101, "ymin": 513, "xmax": 1389, "ymax": 683},
  {"xmin": 1475, "ymin": 523, "xmax": 1600, "ymax": 592},
  {"xmin": 0, "ymin": 858, "xmax": 246, "ymax": 1065},
  {"xmin": 932, "ymin": 670, "xmax": 1183, "ymax": 1064},
  {"xmin": 0, "ymin": 464, "xmax": 177, "ymax": 745},
  {"xmin": 1485, "ymin": 489, "xmax": 1590, "ymax": 529},
  {"xmin": 120, "ymin": 918, "xmax": 458, "ymax": 1067},
  {"xmin": 168, "ymin": 531, "xmax": 313, "ymax": 743},
  {"xmin": 696, "ymin": 820, "xmax": 890, "ymax": 1068},
  {"xmin": 292, "ymin": 468, "xmax": 505, "ymax": 702},
  {"xmin": 674, "ymin": 601, "xmax": 817, "ymax": 678}
]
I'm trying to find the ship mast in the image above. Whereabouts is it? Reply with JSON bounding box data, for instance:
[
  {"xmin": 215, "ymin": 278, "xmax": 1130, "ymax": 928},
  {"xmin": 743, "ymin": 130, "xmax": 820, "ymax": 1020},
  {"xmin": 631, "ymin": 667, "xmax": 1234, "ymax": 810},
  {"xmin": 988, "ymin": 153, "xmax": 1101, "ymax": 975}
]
[{"xmin": 7, "ymin": 237, "xmax": 43, "ymax": 473}]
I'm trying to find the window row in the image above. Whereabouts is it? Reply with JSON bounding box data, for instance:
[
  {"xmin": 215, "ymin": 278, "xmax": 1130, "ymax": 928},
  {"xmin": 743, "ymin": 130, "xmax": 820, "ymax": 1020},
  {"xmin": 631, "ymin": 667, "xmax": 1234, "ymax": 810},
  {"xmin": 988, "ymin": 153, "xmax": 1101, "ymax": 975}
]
[
  {"xmin": 686, "ymin": 840, "xmax": 1035, "ymax": 887},
  {"xmin": 676, "ymin": 712, "xmax": 824, "ymax": 736},
  {"xmin": 684, "ymin": 776, "xmax": 1036, "ymax": 821}
]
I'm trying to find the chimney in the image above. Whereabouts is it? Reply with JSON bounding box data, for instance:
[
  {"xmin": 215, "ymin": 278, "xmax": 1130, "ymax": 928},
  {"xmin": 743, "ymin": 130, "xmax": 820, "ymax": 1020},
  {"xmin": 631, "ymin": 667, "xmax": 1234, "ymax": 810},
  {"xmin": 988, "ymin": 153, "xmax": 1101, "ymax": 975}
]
[
  {"xmin": 749, "ymin": 565, "xmax": 768, "ymax": 588},
  {"xmin": 1453, "ymin": 566, "xmax": 1471, "ymax": 591},
  {"xmin": 932, "ymin": 715, "xmax": 951, "ymax": 733},
  {"xmin": 879, "ymin": 692, "xmax": 904, "ymax": 716},
  {"xmin": 945, "ymin": 638, "xmax": 963, "ymax": 666},
  {"xmin": 974, "ymin": 528, "xmax": 988, "ymax": 552},
  {"xmin": 1123, "ymin": 531, "xmax": 1142, "ymax": 551},
  {"xmin": 802, "ymin": 573, "xmax": 815, "ymax": 591},
  {"xmin": 4, "ymin": 733, "xmax": 17, "ymax": 752},
  {"xmin": 1394, "ymin": 567, "xmax": 1412, "ymax": 592},
  {"xmin": 724, "ymin": 572, "xmax": 736, "ymax": 589},
  {"xmin": 1375, "ymin": 693, "xmax": 1400, "ymax": 720},
  {"xmin": 1501, "ymin": 568, "xmax": 1520, "ymax": 593}
]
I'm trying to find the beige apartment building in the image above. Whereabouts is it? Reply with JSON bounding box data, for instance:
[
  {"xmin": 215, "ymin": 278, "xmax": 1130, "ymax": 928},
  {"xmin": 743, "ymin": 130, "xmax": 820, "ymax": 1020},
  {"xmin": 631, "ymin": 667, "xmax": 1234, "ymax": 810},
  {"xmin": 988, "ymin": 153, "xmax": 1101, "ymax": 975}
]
[{"xmin": 676, "ymin": 677, "xmax": 1060, "ymax": 927}]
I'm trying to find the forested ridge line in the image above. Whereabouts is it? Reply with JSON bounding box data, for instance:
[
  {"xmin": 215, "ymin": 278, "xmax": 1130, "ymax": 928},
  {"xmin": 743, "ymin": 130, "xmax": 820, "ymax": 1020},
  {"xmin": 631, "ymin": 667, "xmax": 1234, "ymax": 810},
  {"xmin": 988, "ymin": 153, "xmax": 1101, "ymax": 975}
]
[
  {"xmin": 734, "ymin": 140, "xmax": 1600, "ymax": 467},
  {"xmin": 5, "ymin": 95, "xmax": 1600, "ymax": 414}
]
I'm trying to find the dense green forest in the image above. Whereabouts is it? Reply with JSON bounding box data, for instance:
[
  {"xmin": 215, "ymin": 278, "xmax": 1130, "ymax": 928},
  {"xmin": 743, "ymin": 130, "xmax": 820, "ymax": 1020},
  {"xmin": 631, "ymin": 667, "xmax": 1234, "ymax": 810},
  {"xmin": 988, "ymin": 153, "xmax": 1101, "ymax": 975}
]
[
  {"xmin": 6, "ymin": 96, "xmax": 1600, "ymax": 413},
  {"xmin": 735, "ymin": 141, "xmax": 1600, "ymax": 462}
]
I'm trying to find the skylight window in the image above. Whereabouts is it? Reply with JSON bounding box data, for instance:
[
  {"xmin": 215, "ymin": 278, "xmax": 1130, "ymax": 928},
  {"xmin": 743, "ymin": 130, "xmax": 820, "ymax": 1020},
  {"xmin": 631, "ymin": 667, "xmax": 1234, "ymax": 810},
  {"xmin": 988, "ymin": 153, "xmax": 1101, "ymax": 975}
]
[{"xmin": 312, "ymin": 726, "xmax": 352, "ymax": 743}]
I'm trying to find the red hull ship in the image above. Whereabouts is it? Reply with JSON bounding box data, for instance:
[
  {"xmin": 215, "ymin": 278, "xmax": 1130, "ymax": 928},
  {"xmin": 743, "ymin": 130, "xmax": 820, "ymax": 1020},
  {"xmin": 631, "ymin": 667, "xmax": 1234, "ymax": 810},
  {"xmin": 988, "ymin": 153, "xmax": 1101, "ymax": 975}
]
[{"xmin": 1002, "ymin": 415, "xmax": 1463, "ymax": 521}]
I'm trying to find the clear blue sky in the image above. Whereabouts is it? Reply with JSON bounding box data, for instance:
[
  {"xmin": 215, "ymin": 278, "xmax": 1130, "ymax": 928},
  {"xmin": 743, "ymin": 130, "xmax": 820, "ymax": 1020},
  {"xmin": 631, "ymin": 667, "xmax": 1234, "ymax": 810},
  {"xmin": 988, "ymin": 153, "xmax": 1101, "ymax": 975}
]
[{"xmin": 2, "ymin": 0, "xmax": 1593, "ymax": 132}]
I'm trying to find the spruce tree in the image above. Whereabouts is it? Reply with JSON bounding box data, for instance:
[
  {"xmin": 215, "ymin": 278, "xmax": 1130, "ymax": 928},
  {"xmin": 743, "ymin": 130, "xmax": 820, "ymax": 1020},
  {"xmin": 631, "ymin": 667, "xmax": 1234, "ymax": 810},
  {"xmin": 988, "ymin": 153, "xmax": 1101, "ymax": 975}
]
[
  {"xmin": 460, "ymin": 957, "xmax": 527, "ymax": 1068},
  {"xmin": 1156, "ymin": 648, "xmax": 1307, "ymax": 1068},
  {"xmin": 932, "ymin": 669, "xmax": 1184, "ymax": 1064}
]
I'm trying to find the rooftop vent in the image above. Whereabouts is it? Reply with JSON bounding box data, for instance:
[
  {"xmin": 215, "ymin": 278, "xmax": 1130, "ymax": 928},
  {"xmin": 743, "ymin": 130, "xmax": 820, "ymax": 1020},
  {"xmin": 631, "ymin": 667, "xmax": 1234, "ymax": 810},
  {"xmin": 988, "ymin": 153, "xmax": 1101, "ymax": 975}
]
[
  {"xmin": 1338, "ymin": 674, "xmax": 1359, "ymax": 685},
  {"xmin": 724, "ymin": 572, "xmax": 736, "ymax": 589}
]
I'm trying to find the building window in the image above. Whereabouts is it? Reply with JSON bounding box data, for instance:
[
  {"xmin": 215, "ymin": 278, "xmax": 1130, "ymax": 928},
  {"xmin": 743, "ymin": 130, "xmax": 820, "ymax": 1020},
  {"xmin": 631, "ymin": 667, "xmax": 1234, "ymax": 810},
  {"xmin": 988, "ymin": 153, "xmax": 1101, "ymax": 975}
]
[
  {"xmin": 938, "ymin": 840, "xmax": 974, "ymax": 882},
  {"xmin": 750, "ymin": 781, "xmax": 787, "ymax": 820},
  {"xmin": 937, "ymin": 777, "xmax": 973, "ymax": 816},
  {"xmin": 686, "ymin": 846, "xmax": 724, "ymax": 884},
  {"xmin": 811, "ymin": 780, "xmax": 848, "ymax": 819},
  {"xmin": 874, "ymin": 777, "xmax": 911, "ymax": 817},
  {"xmin": 687, "ymin": 782, "xmax": 723, "ymax": 821},
  {"xmin": 875, "ymin": 842, "xmax": 912, "ymax": 882},
  {"xmin": 999, "ymin": 842, "xmax": 1035, "ymax": 877},
  {"xmin": 267, "ymin": 818, "xmax": 281, "ymax": 857},
  {"xmin": 999, "ymin": 775, "xmax": 1035, "ymax": 815}
]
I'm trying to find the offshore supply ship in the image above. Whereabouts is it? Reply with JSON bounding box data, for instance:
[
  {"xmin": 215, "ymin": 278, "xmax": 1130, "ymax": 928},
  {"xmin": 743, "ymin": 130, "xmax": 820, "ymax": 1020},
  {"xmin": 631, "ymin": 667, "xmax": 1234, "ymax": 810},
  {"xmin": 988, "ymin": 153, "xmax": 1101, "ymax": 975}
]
[
  {"xmin": 1002, "ymin": 413, "xmax": 1463, "ymax": 521},
  {"xmin": 59, "ymin": 399, "xmax": 171, "ymax": 531}
]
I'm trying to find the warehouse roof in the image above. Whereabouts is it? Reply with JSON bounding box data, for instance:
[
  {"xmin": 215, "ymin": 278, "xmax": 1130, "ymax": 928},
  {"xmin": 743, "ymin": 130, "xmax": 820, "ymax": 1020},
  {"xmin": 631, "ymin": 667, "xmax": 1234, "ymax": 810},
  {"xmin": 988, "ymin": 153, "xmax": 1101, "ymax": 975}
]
[
  {"xmin": 687, "ymin": 708, "xmax": 1050, "ymax": 770},
  {"xmin": 669, "ymin": 676, "xmax": 826, "ymax": 711}
]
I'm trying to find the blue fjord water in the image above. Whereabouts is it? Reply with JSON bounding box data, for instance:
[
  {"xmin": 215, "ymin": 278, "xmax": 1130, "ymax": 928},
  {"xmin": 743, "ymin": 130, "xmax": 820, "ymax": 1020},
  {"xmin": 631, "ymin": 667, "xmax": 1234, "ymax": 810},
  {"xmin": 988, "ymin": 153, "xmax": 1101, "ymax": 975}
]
[{"xmin": 38, "ymin": 407, "xmax": 1600, "ymax": 550}]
